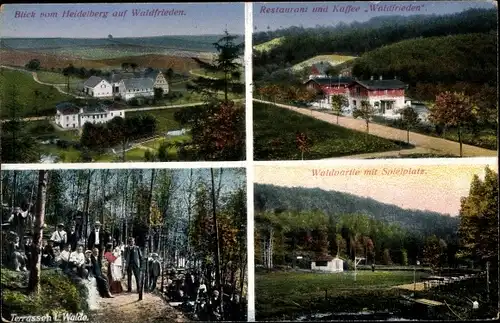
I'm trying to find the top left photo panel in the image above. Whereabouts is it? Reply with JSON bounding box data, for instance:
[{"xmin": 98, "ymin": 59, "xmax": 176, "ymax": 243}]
[{"xmin": 0, "ymin": 3, "xmax": 246, "ymax": 164}]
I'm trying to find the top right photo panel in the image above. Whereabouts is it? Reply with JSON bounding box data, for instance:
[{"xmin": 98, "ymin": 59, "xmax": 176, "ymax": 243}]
[{"xmin": 252, "ymin": 1, "xmax": 498, "ymax": 161}]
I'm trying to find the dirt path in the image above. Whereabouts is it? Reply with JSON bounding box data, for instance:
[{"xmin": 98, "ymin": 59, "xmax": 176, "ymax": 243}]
[
  {"xmin": 392, "ymin": 282, "xmax": 426, "ymax": 291},
  {"xmin": 255, "ymin": 99, "xmax": 497, "ymax": 157},
  {"xmin": 92, "ymin": 292, "xmax": 190, "ymax": 323}
]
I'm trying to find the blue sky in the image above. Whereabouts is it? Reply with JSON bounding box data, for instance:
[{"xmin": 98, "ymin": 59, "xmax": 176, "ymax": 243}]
[
  {"xmin": 253, "ymin": 1, "xmax": 497, "ymax": 31},
  {"xmin": 0, "ymin": 3, "xmax": 244, "ymax": 38}
]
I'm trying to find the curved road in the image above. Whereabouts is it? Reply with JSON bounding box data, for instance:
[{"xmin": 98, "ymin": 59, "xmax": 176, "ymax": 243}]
[{"xmin": 255, "ymin": 99, "xmax": 497, "ymax": 157}]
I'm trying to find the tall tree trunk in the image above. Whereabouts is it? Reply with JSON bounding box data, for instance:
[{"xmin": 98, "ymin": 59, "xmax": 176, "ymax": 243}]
[
  {"xmin": 83, "ymin": 170, "xmax": 92, "ymax": 248},
  {"xmin": 210, "ymin": 168, "xmax": 224, "ymax": 317},
  {"xmin": 140, "ymin": 168, "xmax": 155, "ymax": 300},
  {"xmin": 28, "ymin": 170, "xmax": 48, "ymax": 294}
]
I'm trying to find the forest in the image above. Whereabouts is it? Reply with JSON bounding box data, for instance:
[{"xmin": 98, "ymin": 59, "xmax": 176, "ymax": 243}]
[
  {"xmin": 254, "ymin": 184, "xmax": 459, "ymax": 268},
  {"xmin": 253, "ymin": 8, "xmax": 497, "ymax": 69},
  {"xmin": 1, "ymin": 168, "xmax": 247, "ymax": 320}
]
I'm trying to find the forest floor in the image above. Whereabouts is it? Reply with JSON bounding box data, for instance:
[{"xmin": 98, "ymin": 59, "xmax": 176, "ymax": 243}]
[{"xmin": 93, "ymin": 292, "xmax": 190, "ymax": 323}]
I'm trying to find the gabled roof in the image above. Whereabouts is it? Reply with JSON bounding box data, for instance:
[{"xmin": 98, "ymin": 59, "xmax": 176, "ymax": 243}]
[
  {"xmin": 82, "ymin": 103, "xmax": 108, "ymax": 114},
  {"xmin": 349, "ymin": 79, "xmax": 407, "ymax": 90},
  {"xmin": 305, "ymin": 76, "xmax": 354, "ymax": 85},
  {"xmin": 121, "ymin": 77, "xmax": 155, "ymax": 90},
  {"xmin": 56, "ymin": 102, "xmax": 80, "ymax": 115},
  {"xmin": 83, "ymin": 76, "xmax": 105, "ymax": 88},
  {"xmin": 108, "ymin": 72, "xmax": 141, "ymax": 83},
  {"xmin": 143, "ymin": 70, "xmax": 162, "ymax": 79}
]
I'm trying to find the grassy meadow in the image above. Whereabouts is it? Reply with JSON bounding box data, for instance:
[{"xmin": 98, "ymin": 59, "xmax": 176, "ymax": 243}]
[
  {"xmin": 0, "ymin": 68, "xmax": 73, "ymax": 118},
  {"xmin": 256, "ymin": 270, "xmax": 430, "ymax": 320},
  {"xmin": 254, "ymin": 102, "xmax": 411, "ymax": 160},
  {"xmin": 254, "ymin": 37, "xmax": 285, "ymax": 52},
  {"xmin": 291, "ymin": 54, "xmax": 357, "ymax": 71}
]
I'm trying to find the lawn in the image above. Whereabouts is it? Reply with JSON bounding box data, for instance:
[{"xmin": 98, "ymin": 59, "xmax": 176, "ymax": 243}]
[
  {"xmin": 256, "ymin": 270, "xmax": 430, "ymax": 320},
  {"xmin": 254, "ymin": 102, "xmax": 411, "ymax": 160},
  {"xmin": 0, "ymin": 68, "xmax": 73, "ymax": 118},
  {"xmin": 127, "ymin": 108, "xmax": 183, "ymax": 133},
  {"xmin": 371, "ymin": 116, "xmax": 497, "ymax": 150},
  {"xmin": 36, "ymin": 70, "xmax": 82, "ymax": 85}
]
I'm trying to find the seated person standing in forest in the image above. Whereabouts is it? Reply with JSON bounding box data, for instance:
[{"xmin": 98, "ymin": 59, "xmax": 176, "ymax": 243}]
[
  {"xmin": 42, "ymin": 239, "xmax": 56, "ymax": 267},
  {"xmin": 57, "ymin": 244, "xmax": 73, "ymax": 270},
  {"xmin": 70, "ymin": 245, "xmax": 86, "ymax": 277},
  {"xmin": 90, "ymin": 248, "xmax": 113, "ymax": 298}
]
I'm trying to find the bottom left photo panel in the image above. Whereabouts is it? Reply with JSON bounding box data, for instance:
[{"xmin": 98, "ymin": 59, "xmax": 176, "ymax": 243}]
[{"xmin": 1, "ymin": 167, "xmax": 248, "ymax": 322}]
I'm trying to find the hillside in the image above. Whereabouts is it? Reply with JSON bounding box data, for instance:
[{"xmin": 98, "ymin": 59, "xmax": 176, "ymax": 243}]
[
  {"xmin": 253, "ymin": 8, "xmax": 497, "ymax": 72},
  {"xmin": 254, "ymin": 184, "xmax": 459, "ymax": 236},
  {"xmin": 291, "ymin": 54, "xmax": 356, "ymax": 71},
  {"xmin": 254, "ymin": 37, "xmax": 284, "ymax": 52},
  {"xmin": 0, "ymin": 34, "xmax": 244, "ymax": 52},
  {"xmin": 351, "ymin": 32, "xmax": 497, "ymax": 88}
]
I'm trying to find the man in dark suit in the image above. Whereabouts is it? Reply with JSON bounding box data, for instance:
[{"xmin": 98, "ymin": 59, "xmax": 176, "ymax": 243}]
[
  {"xmin": 67, "ymin": 225, "xmax": 79, "ymax": 251},
  {"xmin": 123, "ymin": 237, "xmax": 142, "ymax": 293},
  {"xmin": 148, "ymin": 253, "xmax": 161, "ymax": 292},
  {"xmin": 90, "ymin": 248, "xmax": 113, "ymax": 298},
  {"xmin": 87, "ymin": 221, "xmax": 108, "ymax": 265}
]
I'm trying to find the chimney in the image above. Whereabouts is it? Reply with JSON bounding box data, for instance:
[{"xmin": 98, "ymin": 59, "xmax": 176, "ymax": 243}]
[
  {"xmin": 379, "ymin": 75, "xmax": 383, "ymax": 80},
  {"xmin": 370, "ymin": 76, "xmax": 374, "ymax": 80}
]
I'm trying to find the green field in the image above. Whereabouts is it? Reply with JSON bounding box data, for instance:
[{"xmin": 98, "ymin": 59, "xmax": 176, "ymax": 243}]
[
  {"xmin": 254, "ymin": 37, "xmax": 285, "ymax": 52},
  {"xmin": 254, "ymin": 102, "xmax": 411, "ymax": 160},
  {"xmin": 291, "ymin": 54, "xmax": 357, "ymax": 71},
  {"xmin": 37, "ymin": 47, "xmax": 175, "ymax": 59},
  {"xmin": 0, "ymin": 68, "xmax": 73, "ymax": 118},
  {"xmin": 127, "ymin": 108, "xmax": 183, "ymax": 133},
  {"xmin": 256, "ymin": 270, "xmax": 430, "ymax": 320},
  {"xmin": 36, "ymin": 71, "xmax": 82, "ymax": 86}
]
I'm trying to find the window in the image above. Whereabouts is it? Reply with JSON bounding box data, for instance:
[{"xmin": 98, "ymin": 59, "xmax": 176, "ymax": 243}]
[
  {"xmin": 356, "ymin": 87, "xmax": 361, "ymax": 94},
  {"xmin": 375, "ymin": 102, "xmax": 380, "ymax": 107},
  {"xmin": 315, "ymin": 261, "xmax": 328, "ymax": 267},
  {"xmin": 120, "ymin": 112, "xmax": 123, "ymax": 116},
  {"xmin": 353, "ymin": 100, "xmax": 357, "ymax": 107},
  {"xmin": 66, "ymin": 116, "xmax": 69, "ymax": 120},
  {"xmin": 73, "ymin": 124, "xmax": 75, "ymax": 128},
  {"xmin": 111, "ymin": 113, "xmax": 113, "ymax": 117},
  {"xmin": 73, "ymin": 116, "xmax": 76, "ymax": 120},
  {"xmin": 93, "ymin": 115, "xmax": 95, "ymax": 120}
]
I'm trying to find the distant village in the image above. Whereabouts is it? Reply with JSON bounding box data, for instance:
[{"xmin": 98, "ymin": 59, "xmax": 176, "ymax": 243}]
[
  {"xmin": 55, "ymin": 68, "xmax": 170, "ymax": 129},
  {"xmin": 303, "ymin": 62, "xmax": 429, "ymax": 122}
]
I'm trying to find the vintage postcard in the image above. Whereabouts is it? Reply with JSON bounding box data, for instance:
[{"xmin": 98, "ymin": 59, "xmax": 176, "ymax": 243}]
[
  {"xmin": 252, "ymin": 1, "xmax": 498, "ymax": 160},
  {"xmin": 254, "ymin": 159, "xmax": 498, "ymax": 321},
  {"xmin": 0, "ymin": 3, "xmax": 245, "ymax": 163},
  {"xmin": 1, "ymin": 167, "xmax": 247, "ymax": 322}
]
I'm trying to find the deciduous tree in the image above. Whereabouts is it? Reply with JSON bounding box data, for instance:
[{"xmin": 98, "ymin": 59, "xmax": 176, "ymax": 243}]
[
  {"xmin": 398, "ymin": 106, "xmax": 420, "ymax": 143},
  {"xmin": 429, "ymin": 91, "xmax": 477, "ymax": 157},
  {"xmin": 353, "ymin": 100, "xmax": 377, "ymax": 133},
  {"xmin": 331, "ymin": 94, "xmax": 348, "ymax": 124}
]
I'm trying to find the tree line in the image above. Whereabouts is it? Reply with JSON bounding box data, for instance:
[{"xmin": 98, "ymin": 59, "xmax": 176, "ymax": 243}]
[
  {"xmin": 253, "ymin": 8, "xmax": 497, "ymax": 74},
  {"xmin": 255, "ymin": 167, "xmax": 497, "ymax": 276}
]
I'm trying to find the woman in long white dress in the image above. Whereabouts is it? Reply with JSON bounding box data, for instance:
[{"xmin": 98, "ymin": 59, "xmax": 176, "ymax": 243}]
[{"xmin": 104, "ymin": 244, "xmax": 123, "ymax": 293}]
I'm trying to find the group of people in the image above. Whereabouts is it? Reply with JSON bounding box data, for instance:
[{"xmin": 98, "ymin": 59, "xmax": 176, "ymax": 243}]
[{"xmin": 165, "ymin": 270, "xmax": 245, "ymax": 321}]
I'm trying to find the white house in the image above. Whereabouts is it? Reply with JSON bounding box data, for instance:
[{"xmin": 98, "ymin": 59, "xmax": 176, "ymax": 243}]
[
  {"xmin": 83, "ymin": 76, "xmax": 113, "ymax": 98},
  {"xmin": 55, "ymin": 102, "xmax": 126, "ymax": 129},
  {"xmin": 311, "ymin": 255, "xmax": 344, "ymax": 272},
  {"xmin": 119, "ymin": 77, "xmax": 155, "ymax": 101}
]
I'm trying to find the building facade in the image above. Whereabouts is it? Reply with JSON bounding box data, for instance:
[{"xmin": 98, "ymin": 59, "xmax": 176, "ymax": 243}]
[
  {"xmin": 83, "ymin": 76, "xmax": 113, "ymax": 98},
  {"xmin": 347, "ymin": 78, "xmax": 407, "ymax": 117},
  {"xmin": 118, "ymin": 77, "xmax": 155, "ymax": 101},
  {"xmin": 311, "ymin": 255, "xmax": 344, "ymax": 272},
  {"xmin": 55, "ymin": 102, "xmax": 126, "ymax": 129}
]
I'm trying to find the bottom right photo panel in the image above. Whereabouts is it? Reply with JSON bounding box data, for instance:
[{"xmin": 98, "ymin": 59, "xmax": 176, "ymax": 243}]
[{"xmin": 254, "ymin": 159, "xmax": 498, "ymax": 322}]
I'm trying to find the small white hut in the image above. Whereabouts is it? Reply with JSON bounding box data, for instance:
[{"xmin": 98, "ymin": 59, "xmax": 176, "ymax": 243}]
[{"xmin": 311, "ymin": 255, "xmax": 344, "ymax": 272}]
